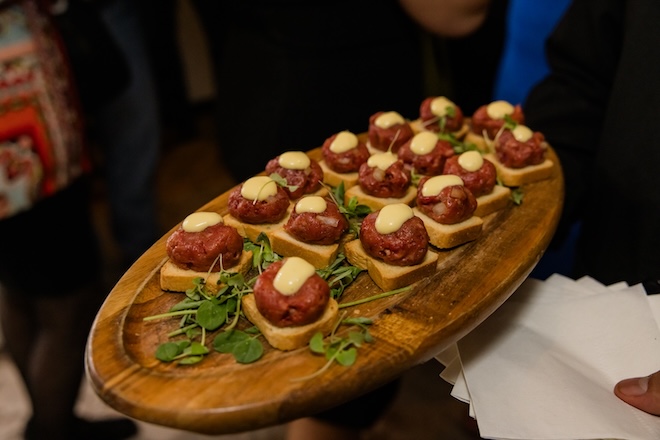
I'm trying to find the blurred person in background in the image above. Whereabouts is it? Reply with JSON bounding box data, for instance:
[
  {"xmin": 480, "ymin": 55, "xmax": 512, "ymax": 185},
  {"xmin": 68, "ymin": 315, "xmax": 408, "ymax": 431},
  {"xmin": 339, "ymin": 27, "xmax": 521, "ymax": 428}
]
[
  {"xmin": 137, "ymin": 0, "xmax": 196, "ymax": 147},
  {"xmin": 491, "ymin": 0, "xmax": 574, "ymax": 280},
  {"xmin": 92, "ymin": 0, "xmax": 161, "ymax": 270},
  {"xmin": 58, "ymin": 0, "xmax": 162, "ymax": 273},
  {"xmin": 52, "ymin": 0, "xmax": 162, "ymax": 273},
  {"xmin": 0, "ymin": 0, "xmax": 138, "ymax": 438},
  {"xmin": 440, "ymin": 0, "xmax": 509, "ymax": 115},
  {"xmin": 189, "ymin": 0, "xmax": 494, "ymax": 183},
  {"xmin": 521, "ymin": 0, "xmax": 660, "ymax": 415},
  {"xmin": 492, "ymin": 0, "xmax": 572, "ymax": 106}
]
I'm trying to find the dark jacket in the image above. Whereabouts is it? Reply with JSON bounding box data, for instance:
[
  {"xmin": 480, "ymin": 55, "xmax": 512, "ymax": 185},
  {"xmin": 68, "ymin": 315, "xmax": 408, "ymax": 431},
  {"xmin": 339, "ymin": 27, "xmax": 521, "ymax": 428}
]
[{"xmin": 525, "ymin": 0, "xmax": 660, "ymax": 285}]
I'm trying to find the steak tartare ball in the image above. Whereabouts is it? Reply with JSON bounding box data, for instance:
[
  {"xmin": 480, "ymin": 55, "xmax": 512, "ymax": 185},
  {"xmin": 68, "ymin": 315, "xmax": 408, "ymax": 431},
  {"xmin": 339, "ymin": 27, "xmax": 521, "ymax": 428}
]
[
  {"xmin": 166, "ymin": 212, "xmax": 244, "ymax": 272},
  {"xmin": 360, "ymin": 203, "xmax": 429, "ymax": 267},
  {"xmin": 228, "ymin": 175, "xmax": 290, "ymax": 224},
  {"xmin": 265, "ymin": 151, "xmax": 324, "ymax": 199},
  {"xmin": 253, "ymin": 257, "xmax": 330, "ymax": 327},
  {"xmin": 416, "ymin": 175, "xmax": 477, "ymax": 225},
  {"xmin": 284, "ymin": 196, "xmax": 349, "ymax": 245}
]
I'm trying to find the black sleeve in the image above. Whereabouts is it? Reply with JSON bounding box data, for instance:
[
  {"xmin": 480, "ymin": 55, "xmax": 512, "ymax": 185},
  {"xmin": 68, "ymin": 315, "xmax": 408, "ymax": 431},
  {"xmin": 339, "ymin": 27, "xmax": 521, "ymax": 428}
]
[{"xmin": 523, "ymin": 0, "xmax": 624, "ymax": 240}]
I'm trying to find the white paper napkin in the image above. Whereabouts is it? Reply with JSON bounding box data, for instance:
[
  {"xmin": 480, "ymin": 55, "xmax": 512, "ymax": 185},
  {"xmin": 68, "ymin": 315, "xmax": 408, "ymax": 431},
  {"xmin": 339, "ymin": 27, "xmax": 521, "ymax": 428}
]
[{"xmin": 437, "ymin": 275, "xmax": 660, "ymax": 440}]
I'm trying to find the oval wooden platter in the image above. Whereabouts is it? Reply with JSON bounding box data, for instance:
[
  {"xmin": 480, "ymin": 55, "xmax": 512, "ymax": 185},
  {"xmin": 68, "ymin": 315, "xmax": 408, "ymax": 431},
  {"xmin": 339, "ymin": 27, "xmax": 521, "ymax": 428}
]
[{"xmin": 86, "ymin": 146, "xmax": 564, "ymax": 435}]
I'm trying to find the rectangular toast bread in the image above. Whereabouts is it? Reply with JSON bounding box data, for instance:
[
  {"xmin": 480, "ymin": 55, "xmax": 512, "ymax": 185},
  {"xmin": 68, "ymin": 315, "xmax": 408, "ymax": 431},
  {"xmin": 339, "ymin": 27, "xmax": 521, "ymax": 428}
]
[
  {"xmin": 344, "ymin": 239, "xmax": 438, "ymax": 291},
  {"xmin": 159, "ymin": 250, "xmax": 253, "ymax": 293}
]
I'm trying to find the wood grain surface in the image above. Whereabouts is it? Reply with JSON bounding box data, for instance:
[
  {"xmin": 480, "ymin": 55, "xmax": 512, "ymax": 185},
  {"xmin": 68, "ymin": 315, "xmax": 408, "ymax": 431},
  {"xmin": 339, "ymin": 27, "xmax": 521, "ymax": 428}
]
[{"xmin": 85, "ymin": 146, "xmax": 564, "ymax": 435}]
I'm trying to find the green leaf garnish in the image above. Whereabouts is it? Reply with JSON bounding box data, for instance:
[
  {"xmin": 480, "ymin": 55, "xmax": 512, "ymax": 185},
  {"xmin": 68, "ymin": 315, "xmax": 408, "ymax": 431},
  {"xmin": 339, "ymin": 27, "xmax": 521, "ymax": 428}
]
[
  {"xmin": 196, "ymin": 300, "xmax": 226, "ymax": 331},
  {"xmin": 511, "ymin": 187, "xmax": 524, "ymax": 205},
  {"xmin": 316, "ymin": 254, "xmax": 364, "ymax": 300},
  {"xmin": 178, "ymin": 355, "xmax": 204, "ymax": 365},
  {"xmin": 335, "ymin": 347, "xmax": 357, "ymax": 366},
  {"xmin": 503, "ymin": 114, "xmax": 518, "ymax": 130},
  {"xmin": 269, "ymin": 172, "xmax": 299, "ymax": 193},
  {"xmin": 213, "ymin": 329, "xmax": 250, "ymax": 353},
  {"xmin": 213, "ymin": 329, "xmax": 263, "ymax": 363},
  {"xmin": 155, "ymin": 341, "xmax": 189, "ymax": 362},
  {"xmin": 291, "ymin": 313, "xmax": 374, "ymax": 382},
  {"xmin": 244, "ymin": 233, "xmax": 281, "ymax": 272},
  {"xmin": 184, "ymin": 341, "xmax": 210, "ymax": 356},
  {"xmin": 232, "ymin": 338, "xmax": 263, "ymax": 364}
]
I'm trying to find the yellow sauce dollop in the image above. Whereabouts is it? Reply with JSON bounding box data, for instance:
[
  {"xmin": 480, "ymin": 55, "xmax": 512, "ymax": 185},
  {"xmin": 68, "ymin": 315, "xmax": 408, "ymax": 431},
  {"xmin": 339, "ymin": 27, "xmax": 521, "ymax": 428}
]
[
  {"xmin": 330, "ymin": 131, "xmax": 359, "ymax": 153},
  {"xmin": 410, "ymin": 131, "xmax": 438, "ymax": 155},
  {"xmin": 241, "ymin": 176, "xmax": 278, "ymax": 201},
  {"xmin": 273, "ymin": 257, "xmax": 317, "ymax": 296},
  {"xmin": 375, "ymin": 203, "xmax": 414, "ymax": 234},
  {"xmin": 457, "ymin": 151, "xmax": 484, "ymax": 172},
  {"xmin": 278, "ymin": 151, "xmax": 310, "ymax": 170},
  {"xmin": 182, "ymin": 212, "xmax": 223, "ymax": 232},
  {"xmin": 295, "ymin": 196, "xmax": 327, "ymax": 214},
  {"xmin": 486, "ymin": 100, "xmax": 514, "ymax": 119},
  {"xmin": 430, "ymin": 96, "xmax": 456, "ymax": 117},
  {"xmin": 512, "ymin": 125, "xmax": 533, "ymax": 142},
  {"xmin": 367, "ymin": 151, "xmax": 398, "ymax": 171},
  {"xmin": 421, "ymin": 174, "xmax": 464, "ymax": 197},
  {"xmin": 375, "ymin": 111, "xmax": 405, "ymax": 129}
]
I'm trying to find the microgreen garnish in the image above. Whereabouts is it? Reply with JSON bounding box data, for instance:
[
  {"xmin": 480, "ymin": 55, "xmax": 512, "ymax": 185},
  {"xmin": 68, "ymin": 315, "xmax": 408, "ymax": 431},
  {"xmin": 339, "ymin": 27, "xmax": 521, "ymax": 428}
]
[
  {"xmin": 291, "ymin": 284, "xmax": 411, "ymax": 381},
  {"xmin": 488, "ymin": 115, "xmax": 518, "ymax": 151},
  {"xmin": 156, "ymin": 339, "xmax": 209, "ymax": 364},
  {"xmin": 269, "ymin": 172, "xmax": 299, "ymax": 194},
  {"xmin": 422, "ymin": 105, "xmax": 455, "ymax": 132},
  {"xmin": 316, "ymin": 253, "xmax": 364, "ymax": 300},
  {"xmin": 291, "ymin": 313, "xmax": 374, "ymax": 382},
  {"xmin": 438, "ymin": 106, "xmax": 456, "ymax": 133},
  {"xmin": 503, "ymin": 114, "xmax": 518, "ymax": 130},
  {"xmin": 338, "ymin": 285, "xmax": 412, "ymax": 309},
  {"xmin": 330, "ymin": 182, "xmax": 371, "ymax": 236},
  {"xmin": 421, "ymin": 115, "xmax": 440, "ymax": 129},
  {"xmin": 451, "ymin": 139, "xmax": 480, "ymax": 155},
  {"xmin": 244, "ymin": 233, "xmax": 281, "ymax": 272},
  {"xmin": 510, "ymin": 187, "xmax": 524, "ymax": 205},
  {"xmin": 212, "ymin": 328, "xmax": 263, "ymax": 364},
  {"xmin": 144, "ymin": 269, "xmax": 261, "ymax": 365},
  {"xmin": 387, "ymin": 128, "xmax": 402, "ymax": 153},
  {"xmin": 435, "ymin": 131, "xmax": 459, "ymax": 146},
  {"xmin": 410, "ymin": 168, "xmax": 423, "ymax": 187},
  {"xmin": 147, "ymin": 228, "xmax": 404, "ymax": 372},
  {"xmin": 495, "ymin": 176, "xmax": 523, "ymax": 205}
]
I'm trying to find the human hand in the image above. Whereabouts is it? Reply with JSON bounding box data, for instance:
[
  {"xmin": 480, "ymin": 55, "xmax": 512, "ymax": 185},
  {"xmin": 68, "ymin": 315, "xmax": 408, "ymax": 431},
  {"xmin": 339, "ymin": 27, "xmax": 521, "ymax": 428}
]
[{"xmin": 614, "ymin": 370, "xmax": 660, "ymax": 416}]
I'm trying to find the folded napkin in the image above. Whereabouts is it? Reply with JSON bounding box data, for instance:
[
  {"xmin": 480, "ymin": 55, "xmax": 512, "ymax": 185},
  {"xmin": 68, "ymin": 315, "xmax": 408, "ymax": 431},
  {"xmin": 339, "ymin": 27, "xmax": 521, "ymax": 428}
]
[{"xmin": 436, "ymin": 275, "xmax": 660, "ymax": 440}]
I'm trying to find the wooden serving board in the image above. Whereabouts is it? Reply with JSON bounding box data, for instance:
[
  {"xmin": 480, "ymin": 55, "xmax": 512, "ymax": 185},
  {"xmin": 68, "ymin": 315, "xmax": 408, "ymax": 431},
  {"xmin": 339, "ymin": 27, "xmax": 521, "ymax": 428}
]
[{"xmin": 85, "ymin": 147, "xmax": 564, "ymax": 435}]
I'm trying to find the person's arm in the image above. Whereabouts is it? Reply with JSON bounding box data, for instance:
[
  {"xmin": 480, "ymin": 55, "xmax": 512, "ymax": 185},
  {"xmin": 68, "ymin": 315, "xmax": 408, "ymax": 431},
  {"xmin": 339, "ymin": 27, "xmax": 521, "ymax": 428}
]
[
  {"xmin": 398, "ymin": 0, "xmax": 491, "ymax": 36},
  {"xmin": 615, "ymin": 370, "xmax": 660, "ymax": 416},
  {"xmin": 523, "ymin": 0, "xmax": 623, "ymax": 241}
]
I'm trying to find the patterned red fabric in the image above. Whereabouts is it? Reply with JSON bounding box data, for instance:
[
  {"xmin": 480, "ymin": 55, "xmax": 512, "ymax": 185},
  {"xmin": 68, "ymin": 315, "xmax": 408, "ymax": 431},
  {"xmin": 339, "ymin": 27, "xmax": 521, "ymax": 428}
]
[{"xmin": 0, "ymin": 1, "xmax": 89, "ymax": 219}]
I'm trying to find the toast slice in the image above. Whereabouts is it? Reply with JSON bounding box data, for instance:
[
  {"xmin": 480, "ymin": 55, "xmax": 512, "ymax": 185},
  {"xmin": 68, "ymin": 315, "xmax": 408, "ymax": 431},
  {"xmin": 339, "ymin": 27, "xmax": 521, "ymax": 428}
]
[
  {"xmin": 159, "ymin": 250, "xmax": 253, "ymax": 293},
  {"xmin": 319, "ymin": 159, "xmax": 359, "ymax": 189},
  {"xmin": 463, "ymin": 130, "xmax": 491, "ymax": 154},
  {"xmin": 344, "ymin": 239, "xmax": 439, "ymax": 291},
  {"xmin": 484, "ymin": 153, "xmax": 554, "ymax": 187},
  {"xmin": 269, "ymin": 228, "xmax": 341, "ymax": 269},
  {"xmin": 412, "ymin": 208, "xmax": 483, "ymax": 249},
  {"xmin": 344, "ymin": 185, "xmax": 417, "ymax": 212},
  {"xmin": 223, "ymin": 211, "xmax": 289, "ymax": 243},
  {"xmin": 474, "ymin": 184, "xmax": 511, "ymax": 217},
  {"xmin": 241, "ymin": 294, "xmax": 339, "ymax": 351}
]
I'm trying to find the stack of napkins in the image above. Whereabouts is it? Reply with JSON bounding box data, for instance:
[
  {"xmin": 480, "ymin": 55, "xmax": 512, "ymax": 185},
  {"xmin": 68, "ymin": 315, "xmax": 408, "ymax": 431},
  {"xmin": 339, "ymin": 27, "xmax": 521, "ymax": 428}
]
[{"xmin": 436, "ymin": 274, "xmax": 660, "ymax": 440}]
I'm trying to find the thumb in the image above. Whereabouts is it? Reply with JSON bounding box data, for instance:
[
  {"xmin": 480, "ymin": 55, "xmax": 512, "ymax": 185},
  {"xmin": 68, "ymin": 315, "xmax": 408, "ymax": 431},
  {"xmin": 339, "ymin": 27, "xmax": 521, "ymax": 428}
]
[{"xmin": 614, "ymin": 370, "xmax": 660, "ymax": 416}]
